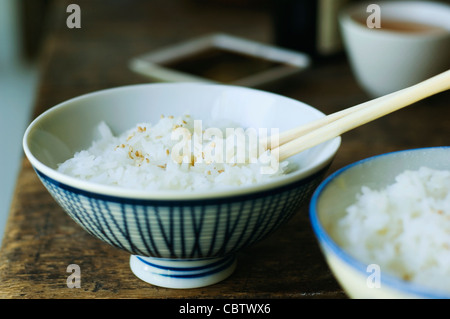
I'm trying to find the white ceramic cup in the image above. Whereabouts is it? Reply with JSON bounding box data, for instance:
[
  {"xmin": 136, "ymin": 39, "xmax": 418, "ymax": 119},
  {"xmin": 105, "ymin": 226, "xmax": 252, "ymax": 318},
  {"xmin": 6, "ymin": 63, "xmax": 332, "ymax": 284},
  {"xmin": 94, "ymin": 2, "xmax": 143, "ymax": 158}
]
[{"xmin": 339, "ymin": 1, "xmax": 450, "ymax": 97}]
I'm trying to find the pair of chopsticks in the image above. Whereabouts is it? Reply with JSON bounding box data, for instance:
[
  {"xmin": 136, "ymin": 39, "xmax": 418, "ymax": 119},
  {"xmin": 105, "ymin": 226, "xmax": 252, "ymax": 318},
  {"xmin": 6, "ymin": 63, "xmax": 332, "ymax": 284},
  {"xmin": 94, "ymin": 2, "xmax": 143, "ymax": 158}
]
[{"xmin": 268, "ymin": 69, "xmax": 450, "ymax": 161}]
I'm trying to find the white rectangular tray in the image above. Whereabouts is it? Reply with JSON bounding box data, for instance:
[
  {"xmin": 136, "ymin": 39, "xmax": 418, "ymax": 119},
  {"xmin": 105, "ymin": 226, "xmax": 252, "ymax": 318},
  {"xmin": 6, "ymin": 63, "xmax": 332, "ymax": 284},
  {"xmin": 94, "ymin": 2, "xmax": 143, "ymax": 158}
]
[{"xmin": 129, "ymin": 33, "xmax": 310, "ymax": 87}]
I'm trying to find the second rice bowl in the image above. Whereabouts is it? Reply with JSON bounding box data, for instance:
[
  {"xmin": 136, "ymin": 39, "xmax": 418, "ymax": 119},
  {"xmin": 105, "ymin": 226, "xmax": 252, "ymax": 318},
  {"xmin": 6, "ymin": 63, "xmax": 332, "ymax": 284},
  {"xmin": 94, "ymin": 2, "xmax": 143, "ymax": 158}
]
[
  {"xmin": 23, "ymin": 83, "xmax": 340, "ymax": 288},
  {"xmin": 310, "ymin": 147, "xmax": 450, "ymax": 298}
]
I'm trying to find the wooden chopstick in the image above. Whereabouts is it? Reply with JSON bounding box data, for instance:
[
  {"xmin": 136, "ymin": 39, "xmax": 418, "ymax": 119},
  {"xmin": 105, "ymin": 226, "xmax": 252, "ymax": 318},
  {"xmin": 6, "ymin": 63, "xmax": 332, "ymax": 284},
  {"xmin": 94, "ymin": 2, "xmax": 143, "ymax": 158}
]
[
  {"xmin": 266, "ymin": 92, "xmax": 395, "ymax": 150},
  {"xmin": 269, "ymin": 69, "xmax": 450, "ymax": 162}
]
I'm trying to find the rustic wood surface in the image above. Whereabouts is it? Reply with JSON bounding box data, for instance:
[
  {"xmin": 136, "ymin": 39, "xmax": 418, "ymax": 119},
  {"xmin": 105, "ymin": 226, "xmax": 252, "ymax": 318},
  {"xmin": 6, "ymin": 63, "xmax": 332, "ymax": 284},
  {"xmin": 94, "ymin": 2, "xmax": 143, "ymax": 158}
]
[{"xmin": 1, "ymin": 0, "xmax": 449, "ymax": 299}]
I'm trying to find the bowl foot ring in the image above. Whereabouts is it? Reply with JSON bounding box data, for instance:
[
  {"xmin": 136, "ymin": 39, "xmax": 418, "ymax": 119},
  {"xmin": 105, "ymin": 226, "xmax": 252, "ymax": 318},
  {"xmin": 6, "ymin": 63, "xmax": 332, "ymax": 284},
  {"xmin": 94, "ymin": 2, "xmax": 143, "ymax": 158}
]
[{"xmin": 129, "ymin": 254, "xmax": 237, "ymax": 289}]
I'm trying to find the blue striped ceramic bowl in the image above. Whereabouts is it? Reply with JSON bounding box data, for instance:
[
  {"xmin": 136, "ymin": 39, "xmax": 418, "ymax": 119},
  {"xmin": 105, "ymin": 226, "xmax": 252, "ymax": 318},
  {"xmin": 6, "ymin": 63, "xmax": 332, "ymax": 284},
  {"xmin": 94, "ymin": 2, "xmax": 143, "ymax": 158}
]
[{"xmin": 23, "ymin": 83, "xmax": 340, "ymax": 288}]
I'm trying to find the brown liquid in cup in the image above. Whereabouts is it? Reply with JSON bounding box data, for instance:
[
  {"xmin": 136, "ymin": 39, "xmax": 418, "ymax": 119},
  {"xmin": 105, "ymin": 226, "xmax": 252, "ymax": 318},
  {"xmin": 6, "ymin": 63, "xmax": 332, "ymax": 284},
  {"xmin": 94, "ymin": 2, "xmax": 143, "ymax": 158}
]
[
  {"xmin": 380, "ymin": 19, "xmax": 447, "ymax": 33},
  {"xmin": 353, "ymin": 16, "xmax": 448, "ymax": 34}
]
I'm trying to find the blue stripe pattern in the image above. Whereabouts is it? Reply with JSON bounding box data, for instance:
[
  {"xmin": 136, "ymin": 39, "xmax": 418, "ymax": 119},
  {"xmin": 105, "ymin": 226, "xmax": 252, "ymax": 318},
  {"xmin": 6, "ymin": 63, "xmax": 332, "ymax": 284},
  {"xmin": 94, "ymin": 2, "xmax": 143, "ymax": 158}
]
[
  {"xmin": 36, "ymin": 167, "xmax": 327, "ymax": 259},
  {"xmin": 135, "ymin": 255, "xmax": 236, "ymax": 278}
]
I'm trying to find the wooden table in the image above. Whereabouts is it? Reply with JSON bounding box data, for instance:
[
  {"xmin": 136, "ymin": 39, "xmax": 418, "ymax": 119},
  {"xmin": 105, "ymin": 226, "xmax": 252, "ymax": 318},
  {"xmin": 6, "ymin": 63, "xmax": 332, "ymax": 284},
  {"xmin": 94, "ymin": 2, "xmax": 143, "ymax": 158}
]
[{"xmin": 1, "ymin": 0, "xmax": 449, "ymax": 300}]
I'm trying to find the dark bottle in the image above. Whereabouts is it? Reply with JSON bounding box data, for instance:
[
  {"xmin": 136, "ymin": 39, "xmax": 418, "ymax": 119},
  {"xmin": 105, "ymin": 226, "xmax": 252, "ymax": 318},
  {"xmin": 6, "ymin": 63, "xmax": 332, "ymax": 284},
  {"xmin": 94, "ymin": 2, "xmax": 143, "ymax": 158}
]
[{"xmin": 271, "ymin": 0, "xmax": 350, "ymax": 60}]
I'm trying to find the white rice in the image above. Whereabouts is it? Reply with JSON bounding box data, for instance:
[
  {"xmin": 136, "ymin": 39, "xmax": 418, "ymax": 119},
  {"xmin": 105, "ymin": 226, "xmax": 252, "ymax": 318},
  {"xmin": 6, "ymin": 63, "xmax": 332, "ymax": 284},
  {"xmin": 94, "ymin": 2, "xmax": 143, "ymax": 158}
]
[
  {"xmin": 333, "ymin": 167, "xmax": 450, "ymax": 293},
  {"xmin": 57, "ymin": 114, "xmax": 288, "ymax": 191}
]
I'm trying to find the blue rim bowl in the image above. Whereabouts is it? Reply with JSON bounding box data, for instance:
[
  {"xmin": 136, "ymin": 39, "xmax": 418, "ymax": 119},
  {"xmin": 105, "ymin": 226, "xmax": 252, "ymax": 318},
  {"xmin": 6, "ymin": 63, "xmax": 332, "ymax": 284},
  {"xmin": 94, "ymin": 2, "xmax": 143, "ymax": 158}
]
[{"xmin": 310, "ymin": 146, "xmax": 450, "ymax": 299}]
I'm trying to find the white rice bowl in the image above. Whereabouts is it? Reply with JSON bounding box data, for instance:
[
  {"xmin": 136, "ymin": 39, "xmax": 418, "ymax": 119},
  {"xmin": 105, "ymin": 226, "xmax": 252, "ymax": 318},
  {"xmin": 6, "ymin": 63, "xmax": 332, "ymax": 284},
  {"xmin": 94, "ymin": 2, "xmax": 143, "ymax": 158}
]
[{"xmin": 331, "ymin": 166, "xmax": 450, "ymax": 294}]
